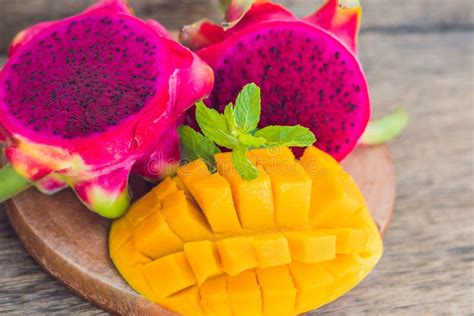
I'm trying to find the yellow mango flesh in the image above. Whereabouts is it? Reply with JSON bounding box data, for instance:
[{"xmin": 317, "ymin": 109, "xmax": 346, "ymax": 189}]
[
  {"xmin": 184, "ymin": 241, "xmax": 222, "ymax": 285},
  {"xmin": 161, "ymin": 190, "xmax": 213, "ymax": 241},
  {"xmin": 215, "ymin": 152, "xmax": 275, "ymax": 229},
  {"xmin": 251, "ymin": 147, "xmax": 312, "ymax": 227},
  {"xmin": 253, "ymin": 233, "xmax": 292, "ymax": 268},
  {"xmin": 109, "ymin": 146, "xmax": 383, "ymax": 315},
  {"xmin": 257, "ymin": 266, "xmax": 297, "ymax": 316},
  {"xmin": 284, "ymin": 231, "xmax": 336, "ymax": 263},
  {"xmin": 141, "ymin": 251, "xmax": 196, "ymax": 298},
  {"xmin": 200, "ymin": 275, "xmax": 232, "ymax": 316},
  {"xmin": 216, "ymin": 236, "xmax": 258, "ymax": 276},
  {"xmin": 227, "ymin": 270, "xmax": 262, "ymax": 316},
  {"xmin": 132, "ymin": 211, "xmax": 183, "ymax": 259},
  {"xmin": 187, "ymin": 173, "xmax": 242, "ymax": 234}
]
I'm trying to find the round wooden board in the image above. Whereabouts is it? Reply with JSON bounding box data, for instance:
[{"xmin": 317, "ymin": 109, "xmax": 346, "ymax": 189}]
[{"xmin": 3, "ymin": 145, "xmax": 395, "ymax": 315}]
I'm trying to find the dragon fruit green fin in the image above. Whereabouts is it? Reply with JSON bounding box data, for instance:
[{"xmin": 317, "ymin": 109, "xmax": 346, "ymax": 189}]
[
  {"xmin": 73, "ymin": 168, "xmax": 131, "ymax": 219},
  {"xmin": 0, "ymin": 164, "xmax": 31, "ymax": 203}
]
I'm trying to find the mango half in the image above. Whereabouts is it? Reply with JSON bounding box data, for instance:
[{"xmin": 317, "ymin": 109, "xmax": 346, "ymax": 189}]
[{"xmin": 109, "ymin": 147, "xmax": 383, "ymax": 315}]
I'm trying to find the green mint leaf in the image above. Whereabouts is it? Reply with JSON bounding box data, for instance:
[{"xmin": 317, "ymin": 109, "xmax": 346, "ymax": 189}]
[
  {"xmin": 223, "ymin": 102, "xmax": 237, "ymax": 132},
  {"xmin": 195, "ymin": 101, "xmax": 239, "ymax": 148},
  {"xmin": 234, "ymin": 83, "xmax": 261, "ymax": 132},
  {"xmin": 232, "ymin": 146, "xmax": 259, "ymax": 180},
  {"xmin": 255, "ymin": 125, "xmax": 316, "ymax": 147},
  {"xmin": 238, "ymin": 133, "xmax": 267, "ymax": 148},
  {"xmin": 178, "ymin": 125, "xmax": 221, "ymax": 171}
]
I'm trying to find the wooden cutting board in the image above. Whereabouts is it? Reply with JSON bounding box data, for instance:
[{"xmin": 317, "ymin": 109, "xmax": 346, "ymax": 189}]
[{"xmin": 3, "ymin": 144, "xmax": 395, "ymax": 315}]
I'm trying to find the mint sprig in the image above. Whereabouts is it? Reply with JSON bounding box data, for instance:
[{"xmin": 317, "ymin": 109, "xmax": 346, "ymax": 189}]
[
  {"xmin": 179, "ymin": 83, "xmax": 316, "ymax": 180},
  {"xmin": 177, "ymin": 125, "xmax": 221, "ymax": 172}
]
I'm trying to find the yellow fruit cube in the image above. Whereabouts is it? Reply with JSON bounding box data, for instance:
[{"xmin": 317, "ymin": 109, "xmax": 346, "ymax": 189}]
[
  {"xmin": 215, "ymin": 152, "xmax": 275, "ymax": 230},
  {"xmin": 300, "ymin": 146, "xmax": 342, "ymax": 177},
  {"xmin": 289, "ymin": 262, "xmax": 335, "ymax": 312},
  {"xmin": 318, "ymin": 229, "xmax": 367, "ymax": 254},
  {"xmin": 177, "ymin": 159, "xmax": 211, "ymax": 190},
  {"xmin": 124, "ymin": 190, "xmax": 160, "ymax": 227},
  {"xmin": 227, "ymin": 270, "xmax": 262, "ymax": 316},
  {"xmin": 133, "ymin": 211, "xmax": 183, "ymax": 259},
  {"xmin": 323, "ymin": 255, "xmax": 363, "ymax": 278},
  {"xmin": 200, "ymin": 276, "xmax": 232, "ymax": 316},
  {"xmin": 187, "ymin": 173, "xmax": 241, "ymax": 233},
  {"xmin": 249, "ymin": 147, "xmax": 294, "ymax": 166},
  {"xmin": 216, "ymin": 236, "xmax": 258, "ymax": 276},
  {"xmin": 172, "ymin": 176, "xmax": 188, "ymax": 192},
  {"xmin": 256, "ymin": 266, "xmax": 297, "ymax": 316},
  {"xmin": 141, "ymin": 252, "xmax": 196, "ymax": 298},
  {"xmin": 152, "ymin": 176, "xmax": 179, "ymax": 200},
  {"xmin": 109, "ymin": 217, "xmax": 132, "ymax": 252},
  {"xmin": 253, "ymin": 233, "xmax": 292, "ymax": 268},
  {"xmin": 184, "ymin": 241, "xmax": 222, "ymax": 285},
  {"xmin": 309, "ymin": 174, "xmax": 362, "ymax": 227},
  {"xmin": 162, "ymin": 191, "xmax": 212, "ymax": 241},
  {"xmin": 263, "ymin": 161, "xmax": 312, "ymax": 227},
  {"xmin": 161, "ymin": 286, "xmax": 204, "ymax": 316},
  {"xmin": 284, "ymin": 231, "xmax": 336, "ymax": 263},
  {"xmin": 110, "ymin": 240, "xmax": 154, "ymax": 301}
]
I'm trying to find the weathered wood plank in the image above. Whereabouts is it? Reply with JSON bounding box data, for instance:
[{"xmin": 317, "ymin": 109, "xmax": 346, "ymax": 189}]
[{"xmin": 0, "ymin": 0, "xmax": 472, "ymax": 52}]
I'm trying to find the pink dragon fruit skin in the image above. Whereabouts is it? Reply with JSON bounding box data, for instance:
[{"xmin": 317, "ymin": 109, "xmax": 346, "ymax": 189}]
[
  {"xmin": 182, "ymin": 0, "xmax": 369, "ymax": 161},
  {"xmin": 0, "ymin": 0, "xmax": 214, "ymax": 218}
]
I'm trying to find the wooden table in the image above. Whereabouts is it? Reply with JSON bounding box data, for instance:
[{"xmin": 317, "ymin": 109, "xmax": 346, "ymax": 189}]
[{"xmin": 0, "ymin": 0, "xmax": 473, "ymax": 314}]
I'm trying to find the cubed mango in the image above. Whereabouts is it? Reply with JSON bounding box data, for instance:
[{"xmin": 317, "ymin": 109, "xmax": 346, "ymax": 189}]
[
  {"xmin": 177, "ymin": 159, "xmax": 211, "ymax": 190},
  {"xmin": 289, "ymin": 261, "xmax": 335, "ymax": 312},
  {"xmin": 110, "ymin": 240, "xmax": 154, "ymax": 301},
  {"xmin": 161, "ymin": 286, "xmax": 204, "ymax": 316},
  {"xmin": 215, "ymin": 152, "xmax": 275, "ymax": 229},
  {"xmin": 253, "ymin": 233, "xmax": 292, "ymax": 268},
  {"xmin": 256, "ymin": 266, "xmax": 297, "ymax": 316},
  {"xmin": 141, "ymin": 252, "xmax": 196, "ymax": 298},
  {"xmin": 318, "ymin": 228, "xmax": 367, "ymax": 254},
  {"xmin": 216, "ymin": 236, "xmax": 258, "ymax": 276},
  {"xmin": 227, "ymin": 270, "xmax": 262, "ymax": 316},
  {"xmin": 124, "ymin": 190, "xmax": 160, "ymax": 227},
  {"xmin": 184, "ymin": 240, "xmax": 222, "ymax": 285},
  {"xmin": 249, "ymin": 147, "xmax": 294, "ymax": 166},
  {"xmin": 200, "ymin": 276, "xmax": 232, "ymax": 316},
  {"xmin": 284, "ymin": 231, "xmax": 336, "ymax": 263},
  {"xmin": 262, "ymin": 161, "xmax": 311, "ymax": 227},
  {"xmin": 187, "ymin": 173, "xmax": 242, "ymax": 233},
  {"xmin": 133, "ymin": 211, "xmax": 183, "ymax": 259},
  {"xmin": 162, "ymin": 191, "xmax": 212, "ymax": 241}
]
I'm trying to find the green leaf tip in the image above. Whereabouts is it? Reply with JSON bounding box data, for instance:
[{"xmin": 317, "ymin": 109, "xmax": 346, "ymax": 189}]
[
  {"xmin": 361, "ymin": 107, "xmax": 408, "ymax": 145},
  {"xmin": 255, "ymin": 125, "xmax": 316, "ymax": 147},
  {"xmin": 0, "ymin": 163, "xmax": 32, "ymax": 202},
  {"xmin": 232, "ymin": 146, "xmax": 258, "ymax": 181},
  {"xmin": 234, "ymin": 83, "xmax": 261, "ymax": 133},
  {"xmin": 178, "ymin": 125, "xmax": 221, "ymax": 172},
  {"xmin": 195, "ymin": 101, "xmax": 239, "ymax": 149},
  {"xmin": 179, "ymin": 83, "xmax": 317, "ymax": 181}
]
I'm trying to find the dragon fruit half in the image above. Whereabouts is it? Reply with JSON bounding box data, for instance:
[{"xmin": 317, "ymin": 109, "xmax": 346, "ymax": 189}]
[
  {"xmin": 181, "ymin": 0, "xmax": 372, "ymax": 161},
  {"xmin": 0, "ymin": 0, "xmax": 214, "ymax": 218}
]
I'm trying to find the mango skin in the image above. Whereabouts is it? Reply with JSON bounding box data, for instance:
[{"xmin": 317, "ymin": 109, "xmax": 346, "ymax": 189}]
[{"xmin": 109, "ymin": 147, "xmax": 383, "ymax": 315}]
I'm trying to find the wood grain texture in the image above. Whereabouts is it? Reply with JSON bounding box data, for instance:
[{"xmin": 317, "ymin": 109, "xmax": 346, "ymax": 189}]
[{"xmin": 0, "ymin": 0, "xmax": 473, "ymax": 314}]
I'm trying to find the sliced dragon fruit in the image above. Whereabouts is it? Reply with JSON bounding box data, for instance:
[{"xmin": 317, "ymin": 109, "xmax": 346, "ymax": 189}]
[
  {"xmin": 182, "ymin": 0, "xmax": 369, "ymax": 161},
  {"xmin": 0, "ymin": 0, "xmax": 214, "ymax": 218}
]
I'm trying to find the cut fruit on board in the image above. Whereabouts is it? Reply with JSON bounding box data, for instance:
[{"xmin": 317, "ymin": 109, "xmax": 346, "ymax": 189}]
[{"xmin": 1, "ymin": 144, "xmax": 394, "ymax": 315}]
